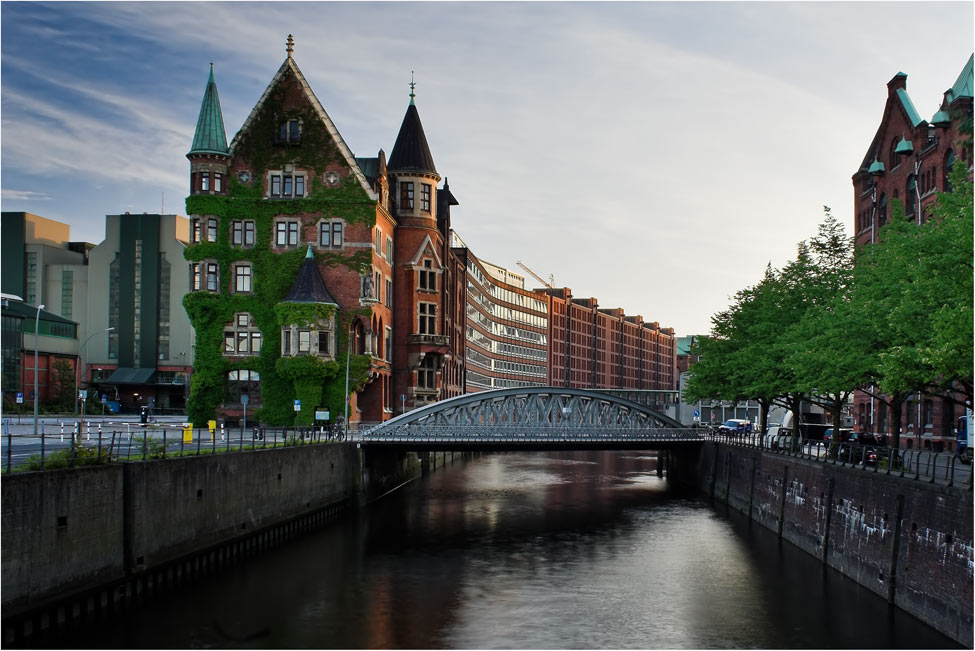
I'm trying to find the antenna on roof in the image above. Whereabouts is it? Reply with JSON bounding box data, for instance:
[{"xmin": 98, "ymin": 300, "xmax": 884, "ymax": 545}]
[{"xmin": 409, "ymin": 71, "xmax": 416, "ymax": 105}]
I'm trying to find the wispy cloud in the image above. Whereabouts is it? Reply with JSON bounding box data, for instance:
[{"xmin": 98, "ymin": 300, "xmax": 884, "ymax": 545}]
[{"xmin": 1, "ymin": 189, "xmax": 52, "ymax": 201}]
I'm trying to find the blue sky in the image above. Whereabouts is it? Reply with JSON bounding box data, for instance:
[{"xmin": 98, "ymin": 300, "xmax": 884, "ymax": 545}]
[{"xmin": 1, "ymin": 1, "xmax": 972, "ymax": 335}]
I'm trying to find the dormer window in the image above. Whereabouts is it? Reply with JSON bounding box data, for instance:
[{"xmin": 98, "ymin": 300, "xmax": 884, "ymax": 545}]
[
  {"xmin": 276, "ymin": 119, "xmax": 301, "ymax": 145},
  {"xmin": 418, "ymin": 259, "xmax": 436, "ymax": 292}
]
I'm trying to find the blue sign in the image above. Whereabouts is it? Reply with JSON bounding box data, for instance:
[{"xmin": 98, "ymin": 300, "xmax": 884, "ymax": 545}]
[
  {"xmin": 693, "ymin": 410, "xmax": 700, "ymax": 418},
  {"xmin": 101, "ymin": 394, "xmax": 107, "ymax": 403},
  {"xmin": 16, "ymin": 392, "xmax": 23, "ymax": 404},
  {"xmin": 293, "ymin": 399, "xmax": 301, "ymax": 412},
  {"xmin": 241, "ymin": 394, "xmax": 250, "ymax": 405}
]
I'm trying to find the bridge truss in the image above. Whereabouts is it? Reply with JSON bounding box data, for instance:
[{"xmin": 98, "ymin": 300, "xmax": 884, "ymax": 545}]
[{"xmin": 356, "ymin": 387, "xmax": 702, "ymax": 450}]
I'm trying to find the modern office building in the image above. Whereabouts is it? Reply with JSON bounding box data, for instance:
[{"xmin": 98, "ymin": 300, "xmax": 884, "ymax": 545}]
[{"xmin": 851, "ymin": 54, "xmax": 973, "ymax": 450}]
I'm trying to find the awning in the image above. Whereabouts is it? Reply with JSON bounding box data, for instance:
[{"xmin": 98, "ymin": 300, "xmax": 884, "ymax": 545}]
[{"xmin": 104, "ymin": 367, "xmax": 156, "ymax": 384}]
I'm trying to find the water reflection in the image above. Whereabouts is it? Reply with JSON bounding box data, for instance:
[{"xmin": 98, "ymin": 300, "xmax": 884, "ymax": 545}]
[{"xmin": 60, "ymin": 451, "xmax": 958, "ymax": 649}]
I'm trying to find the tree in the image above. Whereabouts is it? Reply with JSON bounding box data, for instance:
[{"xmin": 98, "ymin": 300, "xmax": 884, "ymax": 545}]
[{"xmin": 48, "ymin": 359, "xmax": 76, "ymax": 412}]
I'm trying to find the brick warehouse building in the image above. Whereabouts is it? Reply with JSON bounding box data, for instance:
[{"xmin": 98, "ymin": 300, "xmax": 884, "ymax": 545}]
[
  {"xmin": 851, "ymin": 54, "xmax": 973, "ymax": 450},
  {"xmin": 183, "ymin": 37, "xmax": 676, "ymax": 426}
]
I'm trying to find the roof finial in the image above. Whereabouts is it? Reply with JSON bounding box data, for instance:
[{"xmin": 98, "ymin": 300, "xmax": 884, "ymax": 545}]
[
  {"xmin": 409, "ymin": 70, "xmax": 415, "ymax": 105},
  {"xmin": 286, "ymin": 34, "xmax": 294, "ymax": 59}
]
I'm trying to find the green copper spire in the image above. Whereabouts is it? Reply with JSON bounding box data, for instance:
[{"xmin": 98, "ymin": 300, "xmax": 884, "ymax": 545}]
[{"xmin": 188, "ymin": 63, "xmax": 229, "ymax": 156}]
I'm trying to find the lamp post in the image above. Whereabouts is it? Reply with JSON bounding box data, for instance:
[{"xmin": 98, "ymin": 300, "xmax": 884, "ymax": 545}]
[
  {"xmin": 344, "ymin": 320, "xmax": 354, "ymax": 439},
  {"xmin": 76, "ymin": 327, "xmax": 114, "ymax": 417},
  {"xmin": 33, "ymin": 304, "xmax": 45, "ymax": 444}
]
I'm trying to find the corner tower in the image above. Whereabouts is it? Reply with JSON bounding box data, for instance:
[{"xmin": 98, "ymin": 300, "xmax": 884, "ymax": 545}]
[{"xmin": 389, "ymin": 80, "xmax": 455, "ymax": 411}]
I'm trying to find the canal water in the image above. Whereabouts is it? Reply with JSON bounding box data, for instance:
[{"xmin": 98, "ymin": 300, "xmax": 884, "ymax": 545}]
[{"xmin": 64, "ymin": 450, "xmax": 958, "ymax": 649}]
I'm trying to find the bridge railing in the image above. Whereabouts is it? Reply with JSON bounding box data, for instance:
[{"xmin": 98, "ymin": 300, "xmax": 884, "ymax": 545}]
[
  {"xmin": 702, "ymin": 430, "xmax": 973, "ymax": 488},
  {"xmin": 354, "ymin": 424, "xmax": 702, "ymax": 443}
]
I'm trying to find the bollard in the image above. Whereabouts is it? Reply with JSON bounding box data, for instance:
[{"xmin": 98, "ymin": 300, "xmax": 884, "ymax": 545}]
[
  {"xmin": 87, "ymin": 423, "xmax": 91, "ymax": 441},
  {"xmin": 60, "ymin": 422, "xmax": 64, "ymax": 441}
]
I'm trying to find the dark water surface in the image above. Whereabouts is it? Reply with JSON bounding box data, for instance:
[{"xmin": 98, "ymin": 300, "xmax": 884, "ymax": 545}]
[{"xmin": 64, "ymin": 451, "xmax": 959, "ymax": 649}]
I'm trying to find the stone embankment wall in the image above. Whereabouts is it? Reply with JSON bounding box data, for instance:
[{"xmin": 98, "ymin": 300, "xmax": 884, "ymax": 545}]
[
  {"xmin": 0, "ymin": 444, "xmax": 394, "ymax": 637},
  {"xmin": 669, "ymin": 442, "xmax": 973, "ymax": 647}
]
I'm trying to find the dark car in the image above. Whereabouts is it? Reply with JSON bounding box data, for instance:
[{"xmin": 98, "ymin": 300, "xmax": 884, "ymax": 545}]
[{"xmin": 718, "ymin": 419, "xmax": 752, "ymax": 436}]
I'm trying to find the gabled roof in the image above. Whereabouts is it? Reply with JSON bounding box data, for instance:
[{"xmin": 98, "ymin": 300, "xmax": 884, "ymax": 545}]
[
  {"xmin": 388, "ymin": 103, "xmax": 438, "ymax": 177},
  {"xmin": 946, "ymin": 54, "xmax": 974, "ymax": 104},
  {"xmin": 282, "ymin": 247, "xmax": 338, "ymax": 305},
  {"xmin": 229, "ymin": 47, "xmax": 376, "ymax": 200},
  {"xmin": 188, "ymin": 64, "xmax": 229, "ymax": 156}
]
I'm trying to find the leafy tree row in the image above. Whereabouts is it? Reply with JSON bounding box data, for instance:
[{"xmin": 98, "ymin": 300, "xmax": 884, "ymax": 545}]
[{"xmin": 686, "ymin": 165, "xmax": 973, "ymax": 449}]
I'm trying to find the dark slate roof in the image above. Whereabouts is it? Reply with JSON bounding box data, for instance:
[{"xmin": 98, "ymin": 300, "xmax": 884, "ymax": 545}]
[
  {"xmin": 282, "ymin": 250, "xmax": 338, "ymax": 305},
  {"xmin": 388, "ymin": 104, "xmax": 437, "ymax": 175},
  {"xmin": 188, "ymin": 64, "xmax": 229, "ymax": 156},
  {"xmin": 355, "ymin": 157, "xmax": 380, "ymax": 184}
]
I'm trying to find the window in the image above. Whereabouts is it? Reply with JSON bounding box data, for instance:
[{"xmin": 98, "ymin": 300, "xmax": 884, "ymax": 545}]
[
  {"xmin": 277, "ymin": 119, "xmax": 301, "ymax": 144},
  {"xmin": 201, "ymin": 171, "xmax": 210, "ymax": 192},
  {"xmin": 318, "ymin": 331, "xmax": 331, "ymax": 356},
  {"xmin": 267, "ymin": 172, "xmax": 307, "ymax": 197},
  {"xmin": 386, "ymin": 237, "xmax": 393, "ymax": 261},
  {"xmin": 271, "ymin": 175, "xmax": 282, "ymax": 196},
  {"xmin": 418, "ymin": 259, "xmax": 436, "ymax": 291},
  {"xmin": 319, "ymin": 221, "xmax": 343, "ymax": 248},
  {"xmin": 234, "ymin": 263, "xmax": 253, "ymax": 293},
  {"xmin": 298, "ymin": 330, "xmax": 311, "ymax": 353},
  {"xmin": 945, "ymin": 150, "xmax": 955, "ymax": 193},
  {"xmin": 421, "ymin": 183, "xmax": 431, "ymax": 211},
  {"xmin": 418, "ymin": 303, "xmax": 437, "ymax": 334},
  {"xmin": 282, "ymin": 330, "xmax": 291, "ymax": 355},
  {"xmin": 191, "ymin": 263, "xmax": 202, "ymax": 291},
  {"xmin": 375, "ymin": 271, "xmax": 382, "ymax": 303},
  {"xmin": 906, "ymin": 175, "xmax": 917, "ymax": 217},
  {"xmin": 385, "ymin": 277, "xmax": 393, "ymax": 307},
  {"xmin": 214, "ymin": 173, "xmax": 222, "ymax": 192},
  {"xmin": 283, "ymin": 175, "xmax": 293, "ymax": 197},
  {"xmin": 295, "ymin": 175, "xmax": 304, "ymax": 197},
  {"xmin": 385, "ymin": 327, "xmax": 392, "ymax": 362},
  {"xmin": 400, "ymin": 181, "xmax": 414, "ymax": 209},
  {"xmin": 191, "ymin": 219, "xmax": 202, "ymax": 244},
  {"xmin": 275, "ymin": 220, "xmax": 299, "ymax": 246},
  {"xmin": 231, "ymin": 220, "xmax": 256, "ymax": 247},
  {"xmin": 226, "ymin": 370, "xmax": 261, "ymax": 404},
  {"xmin": 207, "ymin": 218, "xmax": 218, "ymax": 242},
  {"xmin": 206, "ymin": 262, "xmax": 219, "ymax": 291},
  {"xmin": 374, "ymin": 228, "xmax": 382, "ymax": 255},
  {"xmin": 417, "ymin": 355, "xmax": 437, "ymax": 389}
]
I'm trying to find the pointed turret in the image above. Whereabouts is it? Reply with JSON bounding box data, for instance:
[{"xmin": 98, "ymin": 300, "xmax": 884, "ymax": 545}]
[
  {"xmin": 188, "ymin": 64, "xmax": 229, "ymax": 156},
  {"xmin": 187, "ymin": 64, "xmax": 229, "ymax": 196},
  {"xmin": 282, "ymin": 245, "xmax": 339, "ymax": 305},
  {"xmin": 388, "ymin": 77, "xmax": 438, "ymax": 176}
]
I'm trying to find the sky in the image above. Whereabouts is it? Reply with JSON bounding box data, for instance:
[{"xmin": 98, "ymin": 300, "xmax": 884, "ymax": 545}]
[{"xmin": 1, "ymin": 1, "xmax": 972, "ymax": 336}]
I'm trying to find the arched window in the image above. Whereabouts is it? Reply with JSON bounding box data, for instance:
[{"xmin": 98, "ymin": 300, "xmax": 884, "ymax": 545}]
[
  {"xmin": 905, "ymin": 175, "xmax": 917, "ymax": 217},
  {"xmin": 944, "ymin": 149, "xmax": 955, "ymax": 193},
  {"xmin": 889, "ymin": 138, "xmax": 900, "ymax": 170},
  {"xmin": 879, "ymin": 193, "xmax": 887, "ymax": 227}
]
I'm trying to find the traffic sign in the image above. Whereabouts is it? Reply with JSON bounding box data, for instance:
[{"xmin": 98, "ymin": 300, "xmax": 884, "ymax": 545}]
[
  {"xmin": 241, "ymin": 393, "xmax": 249, "ymax": 405},
  {"xmin": 16, "ymin": 392, "xmax": 23, "ymax": 404},
  {"xmin": 294, "ymin": 399, "xmax": 301, "ymax": 412}
]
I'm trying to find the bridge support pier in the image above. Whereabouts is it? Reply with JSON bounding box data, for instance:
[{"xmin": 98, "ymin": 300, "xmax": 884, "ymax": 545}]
[{"xmin": 420, "ymin": 452, "xmax": 430, "ymax": 476}]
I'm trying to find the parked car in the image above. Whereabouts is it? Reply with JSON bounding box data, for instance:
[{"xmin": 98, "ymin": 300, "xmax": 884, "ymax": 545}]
[
  {"xmin": 823, "ymin": 427, "xmax": 853, "ymax": 442},
  {"xmin": 718, "ymin": 419, "xmax": 752, "ymax": 436}
]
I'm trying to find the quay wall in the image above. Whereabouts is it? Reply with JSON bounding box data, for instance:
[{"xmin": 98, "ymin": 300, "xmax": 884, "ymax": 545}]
[
  {"xmin": 1, "ymin": 443, "xmax": 427, "ymax": 628},
  {"xmin": 670, "ymin": 442, "xmax": 974, "ymax": 647}
]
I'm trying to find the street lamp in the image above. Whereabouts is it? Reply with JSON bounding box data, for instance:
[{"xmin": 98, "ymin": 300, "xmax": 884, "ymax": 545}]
[
  {"xmin": 33, "ymin": 304, "xmax": 45, "ymax": 443},
  {"xmin": 76, "ymin": 327, "xmax": 114, "ymax": 417},
  {"xmin": 344, "ymin": 320, "xmax": 354, "ymax": 439}
]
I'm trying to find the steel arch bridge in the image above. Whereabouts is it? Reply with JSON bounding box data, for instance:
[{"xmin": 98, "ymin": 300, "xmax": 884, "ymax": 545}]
[{"xmin": 354, "ymin": 387, "xmax": 703, "ymax": 451}]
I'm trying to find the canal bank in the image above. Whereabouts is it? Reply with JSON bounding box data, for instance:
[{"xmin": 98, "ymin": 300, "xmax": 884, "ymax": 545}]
[
  {"xmin": 0, "ymin": 443, "xmax": 460, "ymax": 645},
  {"xmin": 668, "ymin": 441, "xmax": 974, "ymax": 647}
]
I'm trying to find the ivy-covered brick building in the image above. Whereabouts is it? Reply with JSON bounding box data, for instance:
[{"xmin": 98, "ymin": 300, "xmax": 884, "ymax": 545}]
[{"xmin": 183, "ymin": 38, "xmax": 402, "ymax": 426}]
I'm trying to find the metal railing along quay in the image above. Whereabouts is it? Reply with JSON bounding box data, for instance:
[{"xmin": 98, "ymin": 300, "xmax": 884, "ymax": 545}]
[
  {"xmin": 0, "ymin": 418, "xmax": 351, "ymax": 473},
  {"xmin": 703, "ymin": 429, "xmax": 973, "ymax": 488}
]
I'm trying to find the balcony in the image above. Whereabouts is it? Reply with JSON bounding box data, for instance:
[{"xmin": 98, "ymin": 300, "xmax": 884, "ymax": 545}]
[{"xmin": 407, "ymin": 333, "xmax": 450, "ymax": 347}]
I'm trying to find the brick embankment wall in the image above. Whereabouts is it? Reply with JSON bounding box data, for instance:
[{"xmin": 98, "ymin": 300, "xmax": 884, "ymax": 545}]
[{"xmin": 669, "ymin": 443, "xmax": 974, "ymax": 647}]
